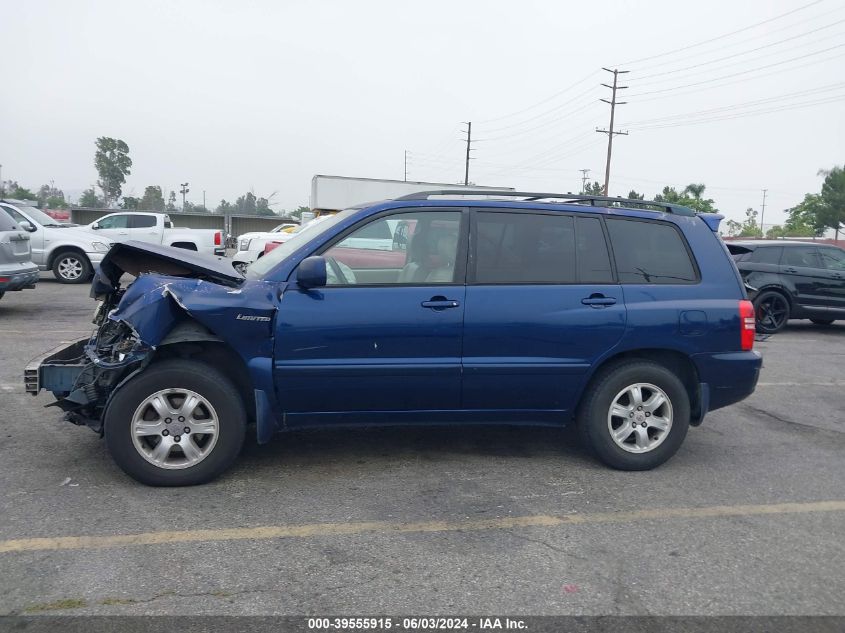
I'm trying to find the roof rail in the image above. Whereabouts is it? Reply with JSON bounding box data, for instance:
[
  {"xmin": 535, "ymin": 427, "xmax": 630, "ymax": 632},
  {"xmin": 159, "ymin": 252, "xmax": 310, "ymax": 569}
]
[{"xmin": 394, "ymin": 190, "xmax": 695, "ymax": 216}]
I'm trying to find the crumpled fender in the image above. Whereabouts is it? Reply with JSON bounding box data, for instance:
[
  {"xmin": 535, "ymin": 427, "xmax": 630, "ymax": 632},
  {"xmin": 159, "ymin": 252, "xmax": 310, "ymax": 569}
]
[{"xmin": 109, "ymin": 274, "xmax": 283, "ymax": 441}]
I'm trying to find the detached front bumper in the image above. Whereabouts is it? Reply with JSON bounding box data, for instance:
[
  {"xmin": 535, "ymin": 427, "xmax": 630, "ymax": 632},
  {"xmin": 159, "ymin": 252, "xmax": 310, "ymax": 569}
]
[
  {"xmin": 0, "ymin": 264, "xmax": 39, "ymax": 292},
  {"xmin": 24, "ymin": 339, "xmax": 89, "ymax": 395}
]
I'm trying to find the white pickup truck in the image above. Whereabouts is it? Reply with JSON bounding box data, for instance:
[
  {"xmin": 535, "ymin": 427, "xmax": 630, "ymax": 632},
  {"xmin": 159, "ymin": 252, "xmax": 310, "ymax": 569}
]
[{"xmin": 87, "ymin": 212, "xmax": 225, "ymax": 257}]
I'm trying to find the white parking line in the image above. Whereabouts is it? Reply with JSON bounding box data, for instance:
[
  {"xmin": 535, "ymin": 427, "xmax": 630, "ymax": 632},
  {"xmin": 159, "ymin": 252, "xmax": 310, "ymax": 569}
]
[{"xmin": 757, "ymin": 381, "xmax": 845, "ymax": 387}]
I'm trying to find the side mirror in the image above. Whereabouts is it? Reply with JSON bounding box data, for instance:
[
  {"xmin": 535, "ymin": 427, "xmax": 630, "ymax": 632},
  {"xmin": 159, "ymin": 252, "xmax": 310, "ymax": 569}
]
[
  {"xmin": 91, "ymin": 222, "xmax": 100, "ymax": 230},
  {"xmin": 392, "ymin": 221, "xmax": 409, "ymax": 252},
  {"xmin": 19, "ymin": 221, "xmax": 36, "ymax": 232},
  {"xmin": 297, "ymin": 256, "xmax": 327, "ymax": 289}
]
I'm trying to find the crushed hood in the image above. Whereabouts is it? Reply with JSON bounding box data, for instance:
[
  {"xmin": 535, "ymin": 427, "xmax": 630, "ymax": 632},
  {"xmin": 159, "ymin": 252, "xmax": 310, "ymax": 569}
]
[{"xmin": 91, "ymin": 240, "xmax": 244, "ymax": 296}]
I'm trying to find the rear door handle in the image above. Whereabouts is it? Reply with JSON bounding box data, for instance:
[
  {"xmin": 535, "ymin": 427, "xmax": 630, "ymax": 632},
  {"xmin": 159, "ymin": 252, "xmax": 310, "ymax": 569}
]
[
  {"xmin": 581, "ymin": 294, "xmax": 617, "ymax": 307},
  {"xmin": 421, "ymin": 297, "xmax": 460, "ymax": 310},
  {"xmin": 783, "ymin": 267, "xmax": 797, "ymax": 273}
]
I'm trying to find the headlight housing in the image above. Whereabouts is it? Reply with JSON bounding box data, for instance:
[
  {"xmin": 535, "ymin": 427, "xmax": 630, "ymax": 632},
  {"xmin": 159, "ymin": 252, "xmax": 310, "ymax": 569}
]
[{"xmin": 91, "ymin": 241, "xmax": 111, "ymax": 252}]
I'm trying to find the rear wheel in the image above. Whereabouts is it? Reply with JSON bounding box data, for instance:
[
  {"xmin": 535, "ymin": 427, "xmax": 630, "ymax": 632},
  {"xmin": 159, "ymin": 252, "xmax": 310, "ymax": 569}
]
[
  {"xmin": 104, "ymin": 359, "xmax": 246, "ymax": 486},
  {"xmin": 52, "ymin": 251, "xmax": 92, "ymax": 284},
  {"xmin": 578, "ymin": 361, "xmax": 690, "ymax": 471},
  {"xmin": 753, "ymin": 290, "xmax": 790, "ymax": 334},
  {"xmin": 810, "ymin": 318, "xmax": 835, "ymax": 326}
]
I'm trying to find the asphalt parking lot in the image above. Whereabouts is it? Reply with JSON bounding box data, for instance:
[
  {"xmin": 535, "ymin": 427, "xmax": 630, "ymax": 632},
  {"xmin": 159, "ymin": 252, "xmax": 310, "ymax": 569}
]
[{"xmin": 0, "ymin": 276, "xmax": 843, "ymax": 616}]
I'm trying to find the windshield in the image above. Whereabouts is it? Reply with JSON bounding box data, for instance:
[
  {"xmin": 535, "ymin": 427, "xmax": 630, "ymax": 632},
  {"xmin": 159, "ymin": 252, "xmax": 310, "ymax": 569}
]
[
  {"xmin": 13, "ymin": 204, "xmax": 70, "ymax": 227},
  {"xmin": 246, "ymin": 211, "xmax": 351, "ymax": 278}
]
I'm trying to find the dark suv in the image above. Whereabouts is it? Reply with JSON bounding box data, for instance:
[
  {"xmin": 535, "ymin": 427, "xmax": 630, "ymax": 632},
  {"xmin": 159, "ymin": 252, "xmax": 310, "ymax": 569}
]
[
  {"xmin": 728, "ymin": 240, "xmax": 845, "ymax": 333},
  {"xmin": 27, "ymin": 191, "xmax": 761, "ymax": 485}
]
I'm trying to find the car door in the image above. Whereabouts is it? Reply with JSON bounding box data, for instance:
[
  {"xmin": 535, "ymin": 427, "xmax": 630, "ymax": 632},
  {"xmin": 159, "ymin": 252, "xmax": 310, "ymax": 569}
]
[
  {"xmin": 779, "ymin": 245, "xmax": 827, "ymax": 308},
  {"xmin": 461, "ymin": 210, "xmax": 626, "ymax": 420},
  {"xmin": 274, "ymin": 208, "xmax": 467, "ymax": 424},
  {"xmin": 127, "ymin": 214, "xmax": 164, "ymax": 244},
  {"xmin": 93, "ymin": 214, "xmax": 131, "ymax": 241},
  {"xmin": 817, "ymin": 246, "xmax": 845, "ymax": 314}
]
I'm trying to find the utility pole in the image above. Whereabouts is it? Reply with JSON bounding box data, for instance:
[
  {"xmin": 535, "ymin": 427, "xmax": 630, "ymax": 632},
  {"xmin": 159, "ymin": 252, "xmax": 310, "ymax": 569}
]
[
  {"xmin": 759, "ymin": 189, "xmax": 768, "ymax": 236},
  {"xmin": 180, "ymin": 182, "xmax": 189, "ymax": 210},
  {"xmin": 462, "ymin": 121, "xmax": 472, "ymax": 186},
  {"xmin": 404, "ymin": 150, "xmax": 408, "ymax": 182},
  {"xmin": 203, "ymin": 190, "xmax": 206, "ymax": 210},
  {"xmin": 596, "ymin": 68, "xmax": 629, "ymax": 196},
  {"xmin": 579, "ymin": 168, "xmax": 591, "ymax": 194}
]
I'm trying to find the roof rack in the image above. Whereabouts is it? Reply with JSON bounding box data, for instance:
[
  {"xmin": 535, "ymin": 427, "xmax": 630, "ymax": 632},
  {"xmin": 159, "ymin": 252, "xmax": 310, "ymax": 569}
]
[{"xmin": 394, "ymin": 190, "xmax": 695, "ymax": 216}]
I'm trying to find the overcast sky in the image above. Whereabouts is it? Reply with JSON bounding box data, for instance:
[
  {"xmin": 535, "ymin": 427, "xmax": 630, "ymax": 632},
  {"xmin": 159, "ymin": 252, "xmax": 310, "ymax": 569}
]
[{"xmin": 2, "ymin": 0, "xmax": 843, "ymax": 225}]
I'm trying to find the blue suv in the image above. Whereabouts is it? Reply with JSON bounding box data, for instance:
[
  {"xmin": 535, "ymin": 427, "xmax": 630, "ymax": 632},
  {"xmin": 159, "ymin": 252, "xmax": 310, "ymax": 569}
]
[{"xmin": 26, "ymin": 191, "xmax": 761, "ymax": 485}]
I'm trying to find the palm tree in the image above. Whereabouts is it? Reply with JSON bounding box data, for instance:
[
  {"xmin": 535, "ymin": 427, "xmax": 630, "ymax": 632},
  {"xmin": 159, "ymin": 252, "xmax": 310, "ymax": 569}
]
[{"xmin": 683, "ymin": 183, "xmax": 706, "ymax": 199}]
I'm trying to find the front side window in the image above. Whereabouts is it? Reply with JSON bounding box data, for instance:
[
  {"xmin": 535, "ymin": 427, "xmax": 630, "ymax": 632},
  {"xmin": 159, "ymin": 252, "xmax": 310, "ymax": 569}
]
[
  {"xmin": 322, "ymin": 210, "xmax": 462, "ymax": 286},
  {"xmin": 606, "ymin": 218, "xmax": 698, "ymax": 284},
  {"xmin": 474, "ymin": 211, "xmax": 576, "ymax": 284},
  {"xmin": 98, "ymin": 215, "xmax": 129, "ymax": 229},
  {"xmin": 819, "ymin": 247, "xmax": 845, "ymax": 271},
  {"xmin": 782, "ymin": 246, "xmax": 821, "ymax": 268},
  {"xmin": 129, "ymin": 215, "xmax": 157, "ymax": 228}
]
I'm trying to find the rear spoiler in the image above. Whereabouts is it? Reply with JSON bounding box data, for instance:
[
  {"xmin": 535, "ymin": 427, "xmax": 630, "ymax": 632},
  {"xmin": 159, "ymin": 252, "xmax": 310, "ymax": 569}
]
[{"xmin": 697, "ymin": 213, "xmax": 724, "ymax": 232}]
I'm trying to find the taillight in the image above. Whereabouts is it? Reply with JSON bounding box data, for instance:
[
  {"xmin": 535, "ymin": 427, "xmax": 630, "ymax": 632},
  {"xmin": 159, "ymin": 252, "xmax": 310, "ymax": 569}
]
[
  {"xmin": 740, "ymin": 300, "xmax": 755, "ymax": 350},
  {"xmin": 214, "ymin": 231, "xmax": 222, "ymax": 246}
]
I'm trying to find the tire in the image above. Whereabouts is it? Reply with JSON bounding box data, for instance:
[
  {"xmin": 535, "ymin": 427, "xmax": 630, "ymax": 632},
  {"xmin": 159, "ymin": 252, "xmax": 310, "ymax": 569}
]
[
  {"xmin": 104, "ymin": 359, "xmax": 246, "ymax": 486},
  {"xmin": 51, "ymin": 250, "xmax": 92, "ymax": 284},
  {"xmin": 753, "ymin": 290, "xmax": 790, "ymax": 334},
  {"xmin": 577, "ymin": 361, "xmax": 690, "ymax": 471},
  {"xmin": 0, "ymin": 291, "xmax": 4, "ymax": 301},
  {"xmin": 810, "ymin": 318, "xmax": 835, "ymax": 326}
]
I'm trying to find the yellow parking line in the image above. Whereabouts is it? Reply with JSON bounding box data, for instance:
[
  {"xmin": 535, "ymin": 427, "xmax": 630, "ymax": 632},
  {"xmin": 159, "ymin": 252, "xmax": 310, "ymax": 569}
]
[{"xmin": 1, "ymin": 500, "xmax": 843, "ymax": 555}]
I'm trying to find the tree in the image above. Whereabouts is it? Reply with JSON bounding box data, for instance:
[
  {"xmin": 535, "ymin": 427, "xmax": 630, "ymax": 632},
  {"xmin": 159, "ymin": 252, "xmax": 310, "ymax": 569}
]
[
  {"xmin": 779, "ymin": 194, "xmax": 826, "ymax": 237},
  {"xmin": 724, "ymin": 219, "xmax": 743, "ymax": 237},
  {"xmin": 289, "ymin": 205, "xmax": 310, "ymax": 221},
  {"xmin": 121, "ymin": 196, "xmax": 141, "ymax": 210},
  {"xmin": 183, "ymin": 201, "xmax": 210, "ymax": 213},
  {"xmin": 255, "ymin": 197, "xmax": 276, "ymax": 216},
  {"xmin": 139, "ymin": 186, "xmax": 165, "ymax": 211},
  {"xmin": 216, "ymin": 200, "xmax": 235, "ymax": 214},
  {"xmin": 38, "ymin": 183, "xmax": 67, "ymax": 208},
  {"xmin": 78, "ymin": 188, "xmax": 104, "ymax": 208},
  {"xmin": 235, "ymin": 192, "xmax": 257, "ymax": 214},
  {"xmin": 166, "ymin": 191, "xmax": 177, "ymax": 211},
  {"xmin": 654, "ymin": 184, "xmax": 718, "ymax": 213},
  {"xmin": 817, "ymin": 165, "xmax": 845, "ymax": 239},
  {"xmin": 737, "ymin": 207, "xmax": 762, "ymax": 237},
  {"xmin": 583, "ymin": 181, "xmax": 604, "ymax": 196},
  {"xmin": 626, "ymin": 190, "xmax": 645, "ymax": 200},
  {"xmin": 2, "ymin": 182, "xmax": 37, "ymax": 201},
  {"xmin": 94, "ymin": 137, "xmax": 132, "ymax": 207}
]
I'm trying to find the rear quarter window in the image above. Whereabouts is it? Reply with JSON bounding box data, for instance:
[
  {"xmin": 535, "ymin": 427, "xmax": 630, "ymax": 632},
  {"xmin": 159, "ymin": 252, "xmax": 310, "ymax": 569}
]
[
  {"xmin": 606, "ymin": 218, "xmax": 698, "ymax": 284},
  {"xmin": 749, "ymin": 246, "xmax": 782, "ymax": 264}
]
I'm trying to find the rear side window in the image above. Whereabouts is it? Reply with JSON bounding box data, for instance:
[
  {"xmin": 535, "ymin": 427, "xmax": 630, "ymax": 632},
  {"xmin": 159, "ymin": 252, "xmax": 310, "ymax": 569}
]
[
  {"xmin": 819, "ymin": 247, "xmax": 845, "ymax": 271},
  {"xmin": 749, "ymin": 246, "xmax": 782, "ymax": 264},
  {"xmin": 129, "ymin": 215, "xmax": 157, "ymax": 228},
  {"xmin": 474, "ymin": 212, "xmax": 576, "ymax": 284},
  {"xmin": 782, "ymin": 246, "xmax": 821, "ymax": 268},
  {"xmin": 606, "ymin": 218, "xmax": 698, "ymax": 284}
]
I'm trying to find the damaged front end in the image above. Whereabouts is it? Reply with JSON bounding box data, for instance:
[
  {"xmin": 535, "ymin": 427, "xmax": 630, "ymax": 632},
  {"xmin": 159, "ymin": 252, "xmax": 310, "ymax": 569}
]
[{"xmin": 25, "ymin": 240, "xmax": 250, "ymax": 434}]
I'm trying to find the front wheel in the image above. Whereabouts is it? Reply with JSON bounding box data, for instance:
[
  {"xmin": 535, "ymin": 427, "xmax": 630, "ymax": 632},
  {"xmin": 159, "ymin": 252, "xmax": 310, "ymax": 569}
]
[
  {"xmin": 753, "ymin": 290, "xmax": 790, "ymax": 334},
  {"xmin": 52, "ymin": 251, "xmax": 92, "ymax": 284},
  {"xmin": 577, "ymin": 361, "xmax": 690, "ymax": 471},
  {"xmin": 104, "ymin": 359, "xmax": 246, "ymax": 486}
]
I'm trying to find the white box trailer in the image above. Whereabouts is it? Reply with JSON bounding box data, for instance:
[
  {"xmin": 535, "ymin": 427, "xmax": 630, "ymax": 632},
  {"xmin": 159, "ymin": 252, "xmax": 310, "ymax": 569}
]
[{"xmin": 309, "ymin": 175, "xmax": 513, "ymax": 215}]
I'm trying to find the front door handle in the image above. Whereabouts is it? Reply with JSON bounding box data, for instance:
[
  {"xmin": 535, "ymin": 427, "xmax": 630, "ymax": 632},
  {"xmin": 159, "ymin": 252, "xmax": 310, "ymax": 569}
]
[
  {"xmin": 421, "ymin": 296, "xmax": 460, "ymax": 310},
  {"xmin": 783, "ymin": 267, "xmax": 797, "ymax": 273},
  {"xmin": 581, "ymin": 294, "xmax": 617, "ymax": 307}
]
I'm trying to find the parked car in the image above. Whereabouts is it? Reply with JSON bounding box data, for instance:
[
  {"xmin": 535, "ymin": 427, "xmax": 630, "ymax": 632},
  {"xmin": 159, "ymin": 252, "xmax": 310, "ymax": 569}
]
[
  {"xmin": 27, "ymin": 190, "xmax": 761, "ymax": 485},
  {"xmin": 0, "ymin": 199, "xmax": 113, "ymax": 284},
  {"xmin": 0, "ymin": 207, "xmax": 39, "ymax": 300},
  {"xmin": 232, "ymin": 216, "xmax": 330, "ymax": 273},
  {"xmin": 86, "ymin": 212, "xmax": 225, "ymax": 256},
  {"xmin": 727, "ymin": 240, "xmax": 845, "ymax": 333}
]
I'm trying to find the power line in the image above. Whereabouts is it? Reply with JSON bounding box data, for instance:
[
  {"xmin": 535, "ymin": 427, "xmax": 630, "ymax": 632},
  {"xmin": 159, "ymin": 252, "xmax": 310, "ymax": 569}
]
[
  {"xmin": 580, "ymin": 169, "xmax": 591, "ymax": 194},
  {"xmin": 630, "ymin": 19, "xmax": 845, "ymax": 84},
  {"xmin": 615, "ymin": 0, "xmax": 824, "ymax": 67},
  {"xmin": 475, "ymin": 71, "xmax": 598, "ymax": 124},
  {"xmin": 627, "ymin": 42, "xmax": 845, "ymax": 98},
  {"xmin": 596, "ymin": 68, "xmax": 629, "ymax": 196}
]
